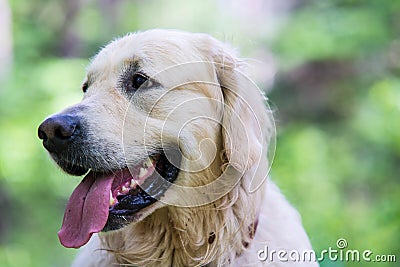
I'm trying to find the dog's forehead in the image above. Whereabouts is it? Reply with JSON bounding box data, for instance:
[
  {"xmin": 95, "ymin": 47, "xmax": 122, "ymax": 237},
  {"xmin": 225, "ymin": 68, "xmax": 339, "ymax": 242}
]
[{"xmin": 86, "ymin": 30, "xmax": 209, "ymax": 77}]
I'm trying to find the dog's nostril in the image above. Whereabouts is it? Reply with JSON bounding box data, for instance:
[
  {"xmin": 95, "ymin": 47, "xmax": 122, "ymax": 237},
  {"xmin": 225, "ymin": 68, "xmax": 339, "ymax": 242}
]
[
  {"xmin": 38, "ymin": 128, "xmax": 48, "ymax": 141},
  {"xmin": 54, "ymin": 124, "xmax": 76, "ymax": 139}
]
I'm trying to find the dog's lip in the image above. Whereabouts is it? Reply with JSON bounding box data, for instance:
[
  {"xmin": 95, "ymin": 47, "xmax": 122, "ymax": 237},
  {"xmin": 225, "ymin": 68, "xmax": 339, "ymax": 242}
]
[{"xmin": 52, "ymin": 154, "xmax": 89, "ymax": 176}]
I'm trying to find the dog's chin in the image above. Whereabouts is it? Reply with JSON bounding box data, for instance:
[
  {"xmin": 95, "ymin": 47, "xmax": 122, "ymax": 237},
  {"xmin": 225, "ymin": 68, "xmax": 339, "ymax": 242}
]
[{"xmin": 56, "ymin": 150, "xmax": 180, "ymax": 235}]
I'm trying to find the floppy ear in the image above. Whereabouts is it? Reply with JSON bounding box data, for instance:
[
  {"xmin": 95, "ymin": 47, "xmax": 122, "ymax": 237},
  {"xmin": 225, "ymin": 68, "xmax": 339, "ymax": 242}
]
[{"xmin": 209, "ymin": 40, "xmax": 269, "ymax": 173}]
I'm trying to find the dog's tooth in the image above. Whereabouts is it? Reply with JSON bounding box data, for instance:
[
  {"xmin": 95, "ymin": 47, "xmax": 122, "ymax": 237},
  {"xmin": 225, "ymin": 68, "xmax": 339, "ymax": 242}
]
[
  {"xmin": 139, "ymin": 167, "xmax": 148, "ymax": 178},
  {"xmin": 122, "ymin": 186, "xmax": 129, "ymax": 194},
  {"xmin": 143, "ymin": 158, "xmax": 153, "ymax": 168},
  {"xmin": 109, "ymin": 191, "xmax": 115, "ymax": 206}
]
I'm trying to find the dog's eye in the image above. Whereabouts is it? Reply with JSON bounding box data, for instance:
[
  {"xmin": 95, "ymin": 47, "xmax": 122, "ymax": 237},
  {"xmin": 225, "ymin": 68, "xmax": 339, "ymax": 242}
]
[
  {"xmin": 82, "ymin": 81, "xmax": 88, "ymax": 93},
  {"xmin": 129, "ymin": 73, "xmax": 151, "ymax": 91}
]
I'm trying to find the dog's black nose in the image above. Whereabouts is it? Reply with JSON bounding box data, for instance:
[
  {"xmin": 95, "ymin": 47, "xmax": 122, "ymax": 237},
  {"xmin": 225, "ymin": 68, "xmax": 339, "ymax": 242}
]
[{"xmin": 38, "ymin": 114, "xmax": 80, "ymax": 153}]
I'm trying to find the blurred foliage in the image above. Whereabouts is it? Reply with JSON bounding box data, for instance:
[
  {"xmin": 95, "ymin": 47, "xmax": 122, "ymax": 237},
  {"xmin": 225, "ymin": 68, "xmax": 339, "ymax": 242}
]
[
  {"xmin": 270, "ymin": 0, "xmax": 400, "ymax": 266},
  {"xmin": 0, "ymin": 0, "xmax": 399, "ymax": 266}
]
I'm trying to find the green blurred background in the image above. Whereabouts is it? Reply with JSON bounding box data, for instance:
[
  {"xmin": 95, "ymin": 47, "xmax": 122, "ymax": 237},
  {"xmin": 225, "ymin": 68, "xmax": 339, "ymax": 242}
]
[{"xmin": 0, "ymin": 0, "xmax": 399, "ymax": 266}]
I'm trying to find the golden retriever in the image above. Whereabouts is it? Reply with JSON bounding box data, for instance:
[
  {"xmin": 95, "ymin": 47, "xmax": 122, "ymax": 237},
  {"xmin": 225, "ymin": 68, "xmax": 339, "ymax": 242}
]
[{"xmin": 38, "ymin": 29, "xmax": 318, "ymax": 266}]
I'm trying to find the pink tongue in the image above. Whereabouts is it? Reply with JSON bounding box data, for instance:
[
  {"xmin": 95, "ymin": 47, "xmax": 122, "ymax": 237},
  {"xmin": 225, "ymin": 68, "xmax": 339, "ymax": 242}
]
[{"xmin": 58, "ymin": 172, "xmax": 114, "ymax": 248}]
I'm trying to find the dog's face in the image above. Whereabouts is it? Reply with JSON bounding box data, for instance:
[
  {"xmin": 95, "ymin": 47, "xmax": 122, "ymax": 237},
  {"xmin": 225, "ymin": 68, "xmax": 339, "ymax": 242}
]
[{"xmin": 38, "ymin": 29, "xmax": 270, "ymax": 249}]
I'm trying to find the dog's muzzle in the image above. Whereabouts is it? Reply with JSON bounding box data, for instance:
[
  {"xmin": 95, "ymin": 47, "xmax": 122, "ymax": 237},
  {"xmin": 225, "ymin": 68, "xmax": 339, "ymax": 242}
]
[{"xmin": 38, "ymin": 113, "xmax": 181, "ymax": 248}]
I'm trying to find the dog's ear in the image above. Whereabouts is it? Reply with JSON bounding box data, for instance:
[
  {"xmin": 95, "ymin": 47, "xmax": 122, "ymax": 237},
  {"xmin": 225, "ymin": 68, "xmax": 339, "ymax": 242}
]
[{"xmin": 207, "ymin": 39, "xmax": 269, "ymax": 173}]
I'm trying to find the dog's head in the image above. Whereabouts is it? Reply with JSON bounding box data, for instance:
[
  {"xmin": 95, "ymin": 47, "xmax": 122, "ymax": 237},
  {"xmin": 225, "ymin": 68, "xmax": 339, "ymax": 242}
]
[{"xmin": 38, "ymin": 29, "xmax": 274, "ymax": 249}]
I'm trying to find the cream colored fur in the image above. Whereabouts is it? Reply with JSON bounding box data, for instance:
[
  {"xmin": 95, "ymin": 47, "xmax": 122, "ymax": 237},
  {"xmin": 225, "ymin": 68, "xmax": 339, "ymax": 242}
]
[{"xmin": 68, "ymin": 29, "xmax": 318, "ymax": 267}]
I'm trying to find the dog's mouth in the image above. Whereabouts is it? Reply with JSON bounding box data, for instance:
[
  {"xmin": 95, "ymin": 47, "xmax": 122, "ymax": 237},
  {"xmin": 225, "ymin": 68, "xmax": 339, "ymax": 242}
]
[{"xmin": 58, "ymin": 152, "xmax": 180, "ymax": 248}]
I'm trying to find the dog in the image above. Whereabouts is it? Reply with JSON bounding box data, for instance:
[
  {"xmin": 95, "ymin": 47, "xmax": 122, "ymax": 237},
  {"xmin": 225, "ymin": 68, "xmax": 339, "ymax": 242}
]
[{"xmin": 38, "ymin": 29, "xmax": 318, "ymax": 266}]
